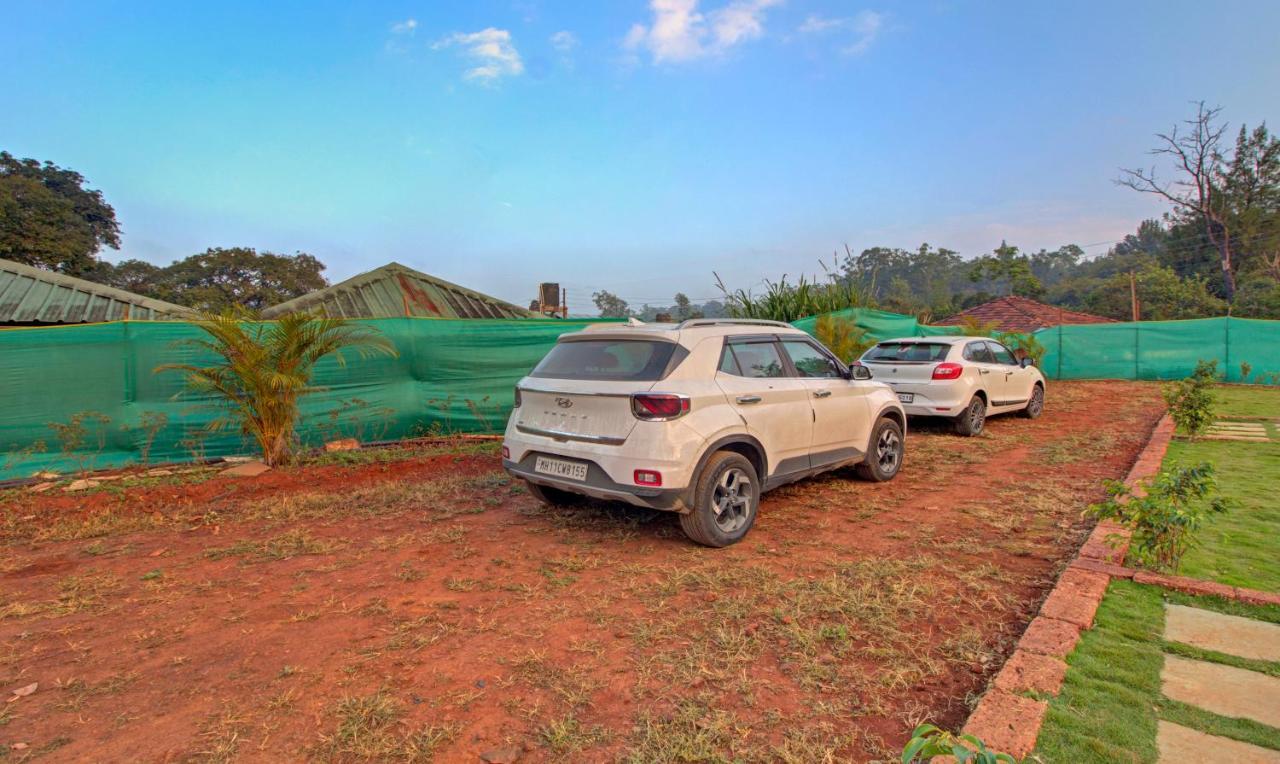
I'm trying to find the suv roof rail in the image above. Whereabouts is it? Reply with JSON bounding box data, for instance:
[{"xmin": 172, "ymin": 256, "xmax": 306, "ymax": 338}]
[{"xmin": 676, "ymin": 318, "xmax": 794, "ymax": 330}]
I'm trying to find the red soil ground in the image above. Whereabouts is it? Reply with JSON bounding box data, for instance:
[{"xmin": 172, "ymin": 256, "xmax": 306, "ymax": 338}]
[{"xmin": 0, "ymin": 381, "xmax": 1164, "ymax": 762}]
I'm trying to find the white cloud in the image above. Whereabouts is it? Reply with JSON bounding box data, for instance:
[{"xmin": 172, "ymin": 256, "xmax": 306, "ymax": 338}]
[
  {"xmin": 550, "ymin": 30, "xmax": 578, "ymax": 52},
  {"xmin": 624, "ymin": 0, "xmax": 782, "ymax": 64},
  {"xmin": 433, "ymin": 28, "xmax": 524, "ymax": 83},
  {"xmin": 797, "ymin": 10, "xmax": 884, "ymax": 55},
  {"xmin": 390, "ymin": 18, "xmax": 418, "ymax": 36}
]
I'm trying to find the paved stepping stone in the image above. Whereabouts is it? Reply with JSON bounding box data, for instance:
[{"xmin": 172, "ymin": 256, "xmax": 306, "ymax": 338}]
[
  {"xmin": 1157, "ymin": 720, "xmax": 1280, "ymax": 763},
  {"xmin": 1162, "ymin": 655, "xmax": 1280, "ymax": 728},
  {"xmin": 1165, "ymin": 604, "xmax": 1280, "ymax": 663}
]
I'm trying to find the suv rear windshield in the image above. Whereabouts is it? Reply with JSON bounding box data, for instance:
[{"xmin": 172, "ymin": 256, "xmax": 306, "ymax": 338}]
[
  {"xmin": 863, "ymin": 342, "xmax": 951, "ymax": 363},
  {"xmin": 530, "ymin": 339, "xmax": 682, "ymax": 381}
]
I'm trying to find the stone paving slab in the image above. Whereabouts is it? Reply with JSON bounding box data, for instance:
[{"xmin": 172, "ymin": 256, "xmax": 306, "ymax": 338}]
[
  {"xmin": 1165, "ymin": 604, "xmax": 1280, "ymax": 663},
  {"xmin": 1162, "ymin": 655, "xmax": 1280, "ymax": 728},
  {"xmin": 1157, "ymin": 721, "xmax": 1280, "ymax": 763}
]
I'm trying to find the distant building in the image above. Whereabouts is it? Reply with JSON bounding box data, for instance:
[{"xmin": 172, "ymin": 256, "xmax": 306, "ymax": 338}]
[
  {"xmin": 262, "ymin": 262, "xmax": 535, "ymax": 320},
  {"xmin": 0, "ymin": 257, "xmax": 193, "ymax": 325},
  {"xmin": 936, "ymin": 295, "xmax": 1116, "ymax": 334}
]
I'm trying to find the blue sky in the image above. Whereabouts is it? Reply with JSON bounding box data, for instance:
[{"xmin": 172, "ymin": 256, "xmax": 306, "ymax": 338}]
[{"xmin": 4, "ymin": 1, "xmax": 1279, "ymax": 313}]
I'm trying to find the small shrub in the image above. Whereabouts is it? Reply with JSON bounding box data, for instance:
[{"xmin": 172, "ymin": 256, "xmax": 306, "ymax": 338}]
[
  {"xmin": 1162, "ymin": 360, "xmax": 1219, "ymax": 440},
  {"xmin": 47, "ymin": 411, "xmax": 112, "ymax": 476},
  {"xmin": 1240, "ymin": 360, "xmax": 1252, "ymax": 383},
  {"xmin": 1086, "ymin": 462, "xmax": 1229, "ymax": 572},
  {"xmin": 996, "ymin": 331, "xmax": 1046, "ymax": 365},
  {"xmin": 814, "ymin": 314, "xmax": 874, "ymax": 363},
  {"xmin": 902, "ymin": 724, "xmax": 1015, "ymax": 763}
]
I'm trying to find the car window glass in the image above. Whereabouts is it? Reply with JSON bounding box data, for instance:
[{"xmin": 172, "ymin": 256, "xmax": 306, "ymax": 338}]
[
  {"xmin": 531, "ymin": 340, "xmax": 679, "ymax": 380},
  {"xmin": 963, "ymin": 342, "xmax": 996, "ymax": 364},
  {"xmin": 718, "ymin": 345, "xmax": 742, "ymax": 375},
  {"xmin": 781, "ymin": 340, "xmax": 840, "ymax": 378},
  {"xmin": 987, "ymin": 341, "xmax": 1018, "ymax": 365},
  {"xmin": 727, "ymin": 342, "xmax": 786, "ymax": 378},
  {"xmin": 863, "ymin": 342, "xmax": 950, "ymax": 363}
]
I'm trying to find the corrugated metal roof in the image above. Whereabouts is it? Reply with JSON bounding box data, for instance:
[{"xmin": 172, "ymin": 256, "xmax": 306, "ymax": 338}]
[
  {"xmin": 0, "ymin": 258, "xmax": 195, "ymax": 324},
  {"xmin": 262, "ymin": 262, "xmax": 536, "ymax": 320}
]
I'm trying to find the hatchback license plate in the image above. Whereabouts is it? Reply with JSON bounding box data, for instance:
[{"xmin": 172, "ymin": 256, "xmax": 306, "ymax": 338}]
[
  {"xmin": 534, "ymin": 456, "xmax": 588, "ymax": 482},
  {"xmin": 897, "ymin": 393, "xmax": 914, "ymax": 403}
]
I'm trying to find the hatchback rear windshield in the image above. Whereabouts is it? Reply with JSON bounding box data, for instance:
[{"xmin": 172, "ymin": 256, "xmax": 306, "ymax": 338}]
[
  {"xmin": 530, "ymin": 339, "xmax": 682, "ymax": 381},
  {"xmin": 863, "ymin": 342, "xmax": 951, "ymax": 363}
]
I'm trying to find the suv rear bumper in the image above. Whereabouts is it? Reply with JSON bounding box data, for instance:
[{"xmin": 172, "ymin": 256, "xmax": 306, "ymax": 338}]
[{"xmin": 503, "ymin": 455, "xmax": 688, "ymax": 511}]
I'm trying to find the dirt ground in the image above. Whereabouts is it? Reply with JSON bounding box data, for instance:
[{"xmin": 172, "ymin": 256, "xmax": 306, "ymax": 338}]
[{"xmin": 0, "ymin": 381, "xmax": 1164, "ymax": 763}]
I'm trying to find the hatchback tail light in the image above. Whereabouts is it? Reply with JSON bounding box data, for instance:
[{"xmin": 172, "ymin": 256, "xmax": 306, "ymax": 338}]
[
  {"xmin": 932, "ymin": 362, "xmax": 964, "ymax": 380},
  {"xmin": 631, "ymin": 393, "xmax": 690, "ymax": 421}
]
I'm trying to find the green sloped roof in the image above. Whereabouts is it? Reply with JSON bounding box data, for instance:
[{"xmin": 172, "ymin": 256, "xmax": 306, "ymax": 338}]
[
  {"xmin": 261, "ymin": 262, "xmax": 535, "ymax": 320},
  {"xmin": 0, "ymin": 258, "xmax": 195, "ymax": 324}
]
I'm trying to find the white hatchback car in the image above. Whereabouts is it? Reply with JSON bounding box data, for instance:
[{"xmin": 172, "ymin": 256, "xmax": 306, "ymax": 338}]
[
  {"xmin": 502, "ymin": 319, "xmax": 907, "ymax": 547},
  {"xmin": 857, "ymin": 336, "xmax": 1045, "ymax": 436}
]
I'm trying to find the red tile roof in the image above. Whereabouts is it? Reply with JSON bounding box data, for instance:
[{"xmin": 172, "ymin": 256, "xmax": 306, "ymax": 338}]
[{"xmin": 936, "ymin": 296, "xmax": 1116, "ymax": 333}]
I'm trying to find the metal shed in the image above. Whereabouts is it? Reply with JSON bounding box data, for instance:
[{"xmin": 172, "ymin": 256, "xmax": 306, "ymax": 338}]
[
  {"xmin": 261, "ymin": 262, "xmax": 535, "ymax": 320},
  {"xmin": 0, "ymin": 257, "xmax": 194, "ymax": 325}
]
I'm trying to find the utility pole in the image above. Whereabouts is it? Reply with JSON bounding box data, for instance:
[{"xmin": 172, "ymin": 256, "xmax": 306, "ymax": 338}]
[{"xmin": 1129, "ymin": 271, "xmax": 1140, "ymax": 322}]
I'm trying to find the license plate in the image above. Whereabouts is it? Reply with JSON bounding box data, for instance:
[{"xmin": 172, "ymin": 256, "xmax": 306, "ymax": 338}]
[
  {"xmin": 897, "ymin": 393, "xmax": 914, "ymax": 403},
  {"xmin": 534, "ymin": 456, "xmax": 588, "ymax": 482}
]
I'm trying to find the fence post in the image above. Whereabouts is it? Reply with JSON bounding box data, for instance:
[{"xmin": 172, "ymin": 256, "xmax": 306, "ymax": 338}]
[
  {"xmin": 1133, "ymin": 322, "xmax": 1141, "ymax": 380},
  {"xmin": 1224, "ymin": 317, "xmax": 1231, "ymax": 382}
]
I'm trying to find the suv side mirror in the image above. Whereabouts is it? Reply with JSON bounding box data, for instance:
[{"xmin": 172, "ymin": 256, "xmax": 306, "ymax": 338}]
[
  {"xmin": 1020, "ymin": 357, "xmax": 1035, "ymax": 369},
  {"xmin": 850, "ymin": 364, "xmax": 873, "ymax": 380}
]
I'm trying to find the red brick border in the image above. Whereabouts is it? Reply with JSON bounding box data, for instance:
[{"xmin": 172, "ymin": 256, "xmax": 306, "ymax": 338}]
[
  {"xmin": 956, "ymin": 413, "xmax": 1174, "ymax": 759},
  {"xmin": 957, "ymin": 411, "xmax": 1280, "ymax": 758}
]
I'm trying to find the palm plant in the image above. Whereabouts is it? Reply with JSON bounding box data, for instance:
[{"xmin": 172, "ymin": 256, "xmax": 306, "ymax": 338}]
[{"xmin": 157, "ymin": 310, "xmax": 397, "ymax": 466}]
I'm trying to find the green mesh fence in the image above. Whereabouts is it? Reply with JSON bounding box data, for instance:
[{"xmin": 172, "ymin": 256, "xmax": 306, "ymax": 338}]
[
  {"xmin": 4, "ymin": 312, "xmax": 1278, "ymax": 480},
  {"xmin": 1036, "ymin": 317, "xmax": 1280, "ymax": 384},
  {"xmin": 0, "ymin": 318, "xmax": 602, "ymax": 480}
]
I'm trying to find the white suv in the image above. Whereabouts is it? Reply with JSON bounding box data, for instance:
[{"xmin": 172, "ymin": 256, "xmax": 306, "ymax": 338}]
[
  {"xmin": 857, "ymin": 336, "xmax": 1046, "ymax": 436},
  {"xmin": 502, "ymin": 319, "xmax": 906, "ymax": 547}
]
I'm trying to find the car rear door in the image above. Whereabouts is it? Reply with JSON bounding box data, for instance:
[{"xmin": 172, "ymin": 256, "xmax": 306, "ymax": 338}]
[
  {"xmin": 714, "ymin": 337, "xmax": 813, "ymax": 478},
  {"xmin": 779, "ymin": 338, "xmax": 872, "ymax": 467},
  {"xmin": 986, "ymin": 340, "xmax": 1033, "ymax": 406},
  {"xmin": 962, "ymin": 340, "xmax": 1005, "ymax": 400}
]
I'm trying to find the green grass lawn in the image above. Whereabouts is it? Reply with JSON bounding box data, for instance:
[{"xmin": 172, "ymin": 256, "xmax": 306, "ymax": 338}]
[
  {"xmin": 1152, "ymin": 385, "xmax": 1280, "ymax": 593},
  {"xmin": 1032, "ymin": 581, "xmax": 1280, "ymax": 763},
  {"xmin": 1214, "ymin": 384, "xmax": 1280, "ymax": 419}
]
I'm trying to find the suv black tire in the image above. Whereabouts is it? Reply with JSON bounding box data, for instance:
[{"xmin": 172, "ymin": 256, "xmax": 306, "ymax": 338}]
[
  {"xmin": 855, "ymin": 417, "xmax": 904, "ymax": 481},
  {"xmin": 680, "ymin": 451, "xmax": 759, "ymax": 548},
  {"xmin": 953, "ymin": 395, "xmax": 986, "ymax": 436},
  {"xmin": 1019, "ymin": 383, "xmax": 1045, "ymax": 419},
  {"xmin": 525, "ymin": 481, "xmax": 583, "ymax": 506}
]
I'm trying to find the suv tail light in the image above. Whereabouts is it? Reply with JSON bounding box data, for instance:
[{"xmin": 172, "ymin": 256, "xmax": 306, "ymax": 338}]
[
  {"xmin": 513, "ymin": 387, "xmax": 522, "ymax": 407},
  {"xmin": 631, "ymin": 393, "xmax": 690, "ymax": 421},
  {"xmin": 634, "ymin": 469, "xmax": 663, "ymax": 486},
  {"xmin": 932, "ymin": 362, "xmax": 964, "ymax": 380}
]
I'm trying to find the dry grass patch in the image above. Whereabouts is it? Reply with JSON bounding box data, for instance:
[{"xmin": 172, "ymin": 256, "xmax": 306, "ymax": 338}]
[{"xmin": 315, "ymin": 689, "xmax": 458, "ymax": 762}]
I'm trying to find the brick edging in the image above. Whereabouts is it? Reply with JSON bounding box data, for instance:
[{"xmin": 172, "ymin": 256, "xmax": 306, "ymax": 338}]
[{"xmin": 955, "ymin": 413, "xmax": 1174, "ymax": 759}]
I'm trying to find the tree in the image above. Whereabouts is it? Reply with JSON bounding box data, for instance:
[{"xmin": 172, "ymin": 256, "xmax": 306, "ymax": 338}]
[
  {"xmin": 91, "ymin": 247, "xmax": 328, "ymax": 311},
  {"xmin": 0, "ymin": 151, "xmax": 121, "ymax": 274},
  {"xmin": 1084, "ymin": 264, "xmax": 1226, "ymax": 321},
  {"xmin": 968, "ymin": 242, "xmax": 1044, "ymax": 298},
  {"xmin": 592, "ymin": 290, "xmax": 630, "ymax": 318},
  {"xmin": 157, "ymin": 311, "xmax": 397, "ymax": 466},
  {"xmin": 673, "ymin": 292, "xmax": 693, "ymax": 320},
  {"xmin": 1117, "ymin": 103, "xmax": 1280, "ymax": 302}
]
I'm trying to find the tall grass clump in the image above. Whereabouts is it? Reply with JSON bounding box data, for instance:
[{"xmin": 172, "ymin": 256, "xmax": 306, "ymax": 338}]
[{"xmin": 715, "ymin": 261, "xmax": 876, "ymax": 323}]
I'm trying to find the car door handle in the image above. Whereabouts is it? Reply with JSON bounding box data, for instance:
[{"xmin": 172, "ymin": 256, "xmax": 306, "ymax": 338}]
[
  {"xmin": 736, "ymin": 395, "xmax": 762, "ymax": 404},
  {"xmin": 979, "ymin": 369, "xmax": 990, "ymax": 375},
  {"xmin": 813, "ymin": 390, "xmax": 832, "ymax": 398}
]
